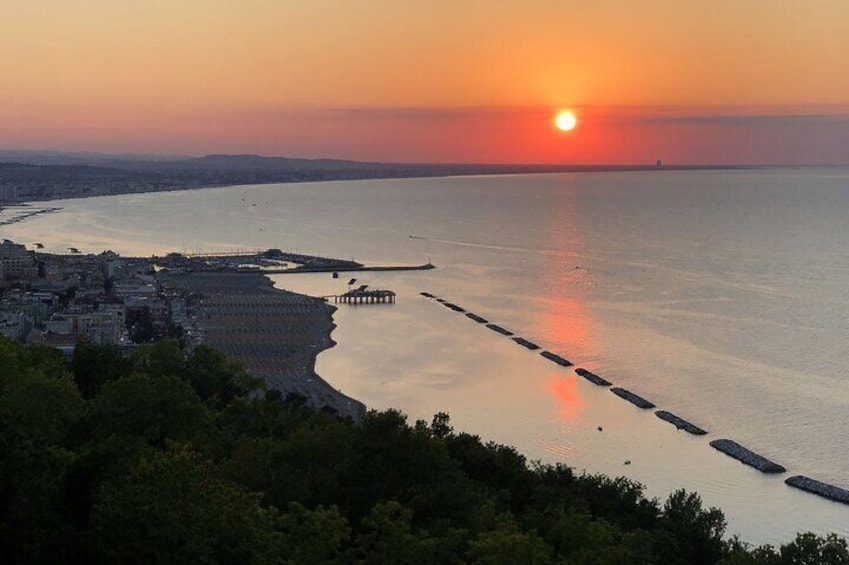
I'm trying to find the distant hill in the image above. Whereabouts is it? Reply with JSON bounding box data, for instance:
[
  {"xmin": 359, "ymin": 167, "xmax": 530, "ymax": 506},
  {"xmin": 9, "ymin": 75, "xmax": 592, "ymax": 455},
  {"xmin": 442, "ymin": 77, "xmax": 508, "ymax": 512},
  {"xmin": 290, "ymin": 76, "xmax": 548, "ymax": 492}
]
[{"xmin": 0, "ymin": 150, "xmax": 740, "ymax": 203}]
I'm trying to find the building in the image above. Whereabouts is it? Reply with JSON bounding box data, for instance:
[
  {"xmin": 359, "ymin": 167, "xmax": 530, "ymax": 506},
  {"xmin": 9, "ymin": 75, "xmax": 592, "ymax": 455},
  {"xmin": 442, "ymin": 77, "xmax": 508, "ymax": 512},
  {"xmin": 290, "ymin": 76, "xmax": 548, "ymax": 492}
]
[
  {"xmin": 0, "ymin": 185, "xmax": 17, "ymax": 203},
  {"xmin": 0, "ymin": 240, "xmax": 37, "ymax": 281}
]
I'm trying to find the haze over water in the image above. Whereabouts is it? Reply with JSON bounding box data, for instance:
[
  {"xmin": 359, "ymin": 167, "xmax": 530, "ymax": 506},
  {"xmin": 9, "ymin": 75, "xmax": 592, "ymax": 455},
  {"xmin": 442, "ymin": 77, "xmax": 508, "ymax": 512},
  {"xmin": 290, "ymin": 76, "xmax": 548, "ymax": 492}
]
[{"xmin": 3, "ymin": 168, "xmax": 849, "ymax": 543}]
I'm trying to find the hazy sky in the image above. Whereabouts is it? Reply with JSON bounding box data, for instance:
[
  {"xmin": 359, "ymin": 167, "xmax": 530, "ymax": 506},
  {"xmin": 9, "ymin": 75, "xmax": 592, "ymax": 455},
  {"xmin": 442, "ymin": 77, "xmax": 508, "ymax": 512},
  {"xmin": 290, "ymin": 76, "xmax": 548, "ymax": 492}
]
[{"xmin": 2, "ymin": 1, "xmax": 848, "ymax": 164}]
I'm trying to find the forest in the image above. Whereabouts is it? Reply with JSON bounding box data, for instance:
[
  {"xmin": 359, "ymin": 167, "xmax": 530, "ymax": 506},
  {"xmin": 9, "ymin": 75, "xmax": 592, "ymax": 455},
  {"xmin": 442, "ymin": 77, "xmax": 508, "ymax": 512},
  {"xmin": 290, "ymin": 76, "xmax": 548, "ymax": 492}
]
[{"xmin": 1, "ymin": 336, "xmax": 846, "ymax": 564}]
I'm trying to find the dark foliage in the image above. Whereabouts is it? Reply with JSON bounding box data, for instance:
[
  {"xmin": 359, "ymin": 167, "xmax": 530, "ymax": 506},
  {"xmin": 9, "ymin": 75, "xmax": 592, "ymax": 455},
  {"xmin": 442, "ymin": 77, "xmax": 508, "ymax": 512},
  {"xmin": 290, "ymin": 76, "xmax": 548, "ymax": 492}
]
[{"xmin": 0, "ymin": 336, "xmax": 844, "ymax": 563}]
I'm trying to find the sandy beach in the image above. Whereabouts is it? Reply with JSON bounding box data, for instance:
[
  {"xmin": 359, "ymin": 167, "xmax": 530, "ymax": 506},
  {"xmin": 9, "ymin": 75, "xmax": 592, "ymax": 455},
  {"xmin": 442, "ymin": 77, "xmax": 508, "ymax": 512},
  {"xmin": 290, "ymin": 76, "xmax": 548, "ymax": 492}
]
[{"xmin": 166, "ymin": 271, "xmax": 366, "ymax": 420}]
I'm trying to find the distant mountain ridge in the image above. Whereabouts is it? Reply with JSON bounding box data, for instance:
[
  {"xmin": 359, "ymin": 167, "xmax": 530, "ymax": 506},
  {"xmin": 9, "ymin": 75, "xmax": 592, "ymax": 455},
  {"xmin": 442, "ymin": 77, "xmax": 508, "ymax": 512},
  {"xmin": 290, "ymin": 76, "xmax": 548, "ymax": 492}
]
[{"xmin": 0, "ymin": 149, "xmax": 743, "ymax": 204}]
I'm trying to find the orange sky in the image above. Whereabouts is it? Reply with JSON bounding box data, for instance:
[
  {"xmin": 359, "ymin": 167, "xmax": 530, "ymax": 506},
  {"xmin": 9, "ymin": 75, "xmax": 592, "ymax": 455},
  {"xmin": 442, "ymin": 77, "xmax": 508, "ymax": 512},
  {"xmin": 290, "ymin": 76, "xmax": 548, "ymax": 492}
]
[{"xmin": 2, "ymin": 1, "xmax": 848, "ymax": 163}]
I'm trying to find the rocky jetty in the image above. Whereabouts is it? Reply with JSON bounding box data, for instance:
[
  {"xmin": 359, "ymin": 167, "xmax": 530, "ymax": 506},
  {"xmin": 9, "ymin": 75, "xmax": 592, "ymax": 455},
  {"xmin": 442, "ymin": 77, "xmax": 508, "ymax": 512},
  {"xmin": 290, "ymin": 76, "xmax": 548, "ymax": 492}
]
[
  {"xmin": 540, "ymin": 351, "xmax": 573, "ymax": 367},
  {"xmin": 655, "ymin": 410, "xmax": 707, "ymax": 435},
  {"xmin": 709, "ymin": 439, "xmax": 786, "ymax": 474},
  {"xmin": 512, "ymin": 337, "xmax": 540, "ymax": 350},
  {"xmin": 785, "ymin": 476, "xmax": 849, "ymax": 505},
  {"xmin": 465, "ymin": 312, "xmax": 489, "ymax": 324},
  {"xmin": 435, "ymin": 298, "xmax": 446, "ymax": 303},
  {"xmin": 420, "ymin": 292, "xmax": 435, "ymax": 298},
  {"xmin": 442, "ymin": 302, "xmax": 465, "ymax": 312},
  {"xmin": 574, "ymin": 368, "xmax": 612, "ymax": 387},
  {"xmin": 486, "ymin": 323, "xmax": 513, "ymax": 336},
  {"xmin": 610, "ymin": 387, "xmax": 656, "ymax": 409}
]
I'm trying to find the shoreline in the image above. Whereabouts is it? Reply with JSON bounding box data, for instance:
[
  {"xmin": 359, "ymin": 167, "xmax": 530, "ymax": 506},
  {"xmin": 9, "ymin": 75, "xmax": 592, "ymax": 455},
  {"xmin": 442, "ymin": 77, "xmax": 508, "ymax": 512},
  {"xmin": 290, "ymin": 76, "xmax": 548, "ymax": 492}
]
[
  {"xmin": 165, "ymin": 271, "xmax": 366, "ymax": 420},
  {"xmin": 0, "ymin": 163, "xmax": 762, "ymax": 209}
]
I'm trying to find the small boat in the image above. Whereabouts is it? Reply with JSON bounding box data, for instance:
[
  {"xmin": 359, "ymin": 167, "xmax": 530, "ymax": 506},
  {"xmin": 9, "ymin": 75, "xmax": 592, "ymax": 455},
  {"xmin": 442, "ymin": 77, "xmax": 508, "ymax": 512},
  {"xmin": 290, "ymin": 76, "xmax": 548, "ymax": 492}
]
[
  {"xmin": 348, "ymin": 278, "xmax": 357, "ymax": 285},
  {"xmin": 332, "ymin": 272, "xmax": 339, "ymax": 279}
]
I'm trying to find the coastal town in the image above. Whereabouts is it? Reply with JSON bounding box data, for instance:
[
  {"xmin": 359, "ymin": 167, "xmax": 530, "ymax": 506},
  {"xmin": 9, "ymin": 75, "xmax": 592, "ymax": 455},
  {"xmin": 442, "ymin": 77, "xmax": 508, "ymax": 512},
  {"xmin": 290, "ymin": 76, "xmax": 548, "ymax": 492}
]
[{"xmin": 0, "ymin": 240, "xmax": 413, "ymax": 418}]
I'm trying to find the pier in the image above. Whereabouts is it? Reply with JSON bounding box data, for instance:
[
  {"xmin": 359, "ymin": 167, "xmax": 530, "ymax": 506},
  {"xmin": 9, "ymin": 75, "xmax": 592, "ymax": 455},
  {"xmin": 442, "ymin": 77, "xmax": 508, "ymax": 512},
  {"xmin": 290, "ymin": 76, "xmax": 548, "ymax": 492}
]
[{"xmin": 334, "ymin": 288, "xmax": 396, "ymax": 304}]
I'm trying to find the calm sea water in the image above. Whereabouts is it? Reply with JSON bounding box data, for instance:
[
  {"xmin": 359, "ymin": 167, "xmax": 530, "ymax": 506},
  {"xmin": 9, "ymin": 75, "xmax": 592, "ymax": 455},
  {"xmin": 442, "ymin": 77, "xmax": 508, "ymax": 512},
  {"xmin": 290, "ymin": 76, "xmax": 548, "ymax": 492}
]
[{"xmin": 3, "ymin": 168, "xmax": 849, "ymax": 543}]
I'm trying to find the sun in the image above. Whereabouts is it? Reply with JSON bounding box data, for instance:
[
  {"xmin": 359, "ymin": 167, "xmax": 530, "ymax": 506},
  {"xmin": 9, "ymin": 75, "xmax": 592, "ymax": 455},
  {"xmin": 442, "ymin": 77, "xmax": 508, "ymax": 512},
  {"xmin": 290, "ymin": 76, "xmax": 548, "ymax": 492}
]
[{"xmin": 555, "ymin": 111, "xmax": 577, "ymax": 132}]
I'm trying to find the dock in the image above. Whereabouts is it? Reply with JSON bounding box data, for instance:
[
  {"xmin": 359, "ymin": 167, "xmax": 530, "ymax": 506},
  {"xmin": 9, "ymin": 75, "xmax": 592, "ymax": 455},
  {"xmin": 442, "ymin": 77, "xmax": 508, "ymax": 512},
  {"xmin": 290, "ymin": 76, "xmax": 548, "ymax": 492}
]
[{"xmin": 334, "ymin": 288, "xmax": 396, "ymax": 304}]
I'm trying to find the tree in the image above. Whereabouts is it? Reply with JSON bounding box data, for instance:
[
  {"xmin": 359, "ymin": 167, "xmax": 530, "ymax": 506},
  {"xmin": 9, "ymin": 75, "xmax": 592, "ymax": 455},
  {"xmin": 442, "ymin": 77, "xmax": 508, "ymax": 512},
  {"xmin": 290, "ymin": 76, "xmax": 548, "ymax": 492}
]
[
  {"xmin": 0, "ymin": 368, "xmax": 84, "ymax": 562},
  {"xmin": 278, "ymin": 502, "xmax": 350, "ymax": 564},
  {"xmin": 779, "ymin": 532, "xmax": 849, "ymax": 565},
  {"xmin": 655, "ymin": 489, "xmax": 726, "ymax": 565},
  {"xmin": 468, "ymin": 513, "xmax": 553, "ymax": 564},
  {"xmin": 87, "ymin": 372, "xmax": 209, "ymax": 447},
  {"xmin": 184, "ymin": 345, "xmax": 259, "ymax": 407},
  {"xmin": 70, "ymin": 340, "xmax": 131, "ymax": 399},
  {"xmin": 91, "ymin": 449, "xmax": 283, "ymax": 563}
]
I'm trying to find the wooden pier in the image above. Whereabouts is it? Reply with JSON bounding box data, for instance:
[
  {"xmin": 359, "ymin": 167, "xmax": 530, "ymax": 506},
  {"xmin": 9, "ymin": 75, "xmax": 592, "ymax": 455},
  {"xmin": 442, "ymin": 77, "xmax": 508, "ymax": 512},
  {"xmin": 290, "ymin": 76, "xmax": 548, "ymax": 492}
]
[{"xmin": 334, "ymin": 289, "xmax": 396, "ymax": 304}]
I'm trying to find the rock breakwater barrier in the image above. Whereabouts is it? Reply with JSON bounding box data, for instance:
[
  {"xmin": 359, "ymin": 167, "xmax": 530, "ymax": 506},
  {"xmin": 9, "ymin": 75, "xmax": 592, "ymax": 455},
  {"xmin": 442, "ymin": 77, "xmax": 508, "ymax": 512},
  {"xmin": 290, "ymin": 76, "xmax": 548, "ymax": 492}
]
[
  {"xmin": 486, "ymin": 324, "xmax": 513, "ymax": 336},
  {"xmin": 574, "ymin": 368, "xmax": 612, "ymax": 387},
  {"xmin": 785, "ymin": 476, "xmax": 849, "ymax": 505},
  {"xmin": 540, "ymin": 351, "xmax": 573, "ymax": 367},
  {"xmin": 420, "ymin": 290, "xmax": 849, "ymax": 506},
  {"xmin": 709, "ymin": 439, "xmax": 786, "ymax": 474},
  {"xmin": 610, "ymin": 387, "xmax": 656, "ymax": 409},
  {"xmin": 512, "ymin": 337, "xmax": 540, "ymax": 350},
  {"xmin": 465, "ymin": 312, "xmax": 489, "ymax": 324},
  {"xmin": 655, "ymin": 410, "xmax": 707, "ymax": 435}
]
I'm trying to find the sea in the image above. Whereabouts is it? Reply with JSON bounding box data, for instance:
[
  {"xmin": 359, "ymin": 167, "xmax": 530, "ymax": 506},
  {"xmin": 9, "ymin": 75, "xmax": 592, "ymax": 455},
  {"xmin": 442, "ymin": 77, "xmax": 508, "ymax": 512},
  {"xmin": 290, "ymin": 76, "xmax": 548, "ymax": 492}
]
[{"xmin": 3, "ymin": 168, "xmax": 849, "ymax": 544}]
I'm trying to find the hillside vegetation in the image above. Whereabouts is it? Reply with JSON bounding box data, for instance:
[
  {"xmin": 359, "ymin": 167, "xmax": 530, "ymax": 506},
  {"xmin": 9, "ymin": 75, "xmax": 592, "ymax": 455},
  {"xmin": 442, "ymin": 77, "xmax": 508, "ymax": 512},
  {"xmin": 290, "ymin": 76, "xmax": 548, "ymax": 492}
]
[{"xmin": 0, "ymin": 336, "xmax": 846, "ymax": 563}]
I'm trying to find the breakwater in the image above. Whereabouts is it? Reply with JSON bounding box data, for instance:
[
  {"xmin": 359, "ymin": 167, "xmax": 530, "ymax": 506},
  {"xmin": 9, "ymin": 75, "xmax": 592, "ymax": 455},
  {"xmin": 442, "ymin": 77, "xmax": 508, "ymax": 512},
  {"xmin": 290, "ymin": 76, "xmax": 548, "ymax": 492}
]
[
  {"xmin": 465, "ymin": 313, "xmax": 489, "ymax": 324},
  {"xmin": 486, "ymin": 324, "xmax": 513, "ymax": 336},
  {"xmin": 540, "ymin": 351, "xmax": 573, "ymax": 367},
  {"xmin": 709, "ymin": 439, "xmax": 786, "ymax": 474},
  {"xmin": 785, "ymin": 476, "xmax": 849, "ymax": 505},
  {"xmin": 575, "ymin": 368, "xmax": 612, "ymax": 387},
  {"xmin": 655, "ymin": 410, "xmax": 707, "ymax": 435},
  {"xmin": 610, "ymin": 387, "xmax": 656, "ymax": 409},
  {"xmin": 418, "ymin": 290, "xmax": 849, "ymax": 504},
  {"xmin": 512, "ymin": 337, "xmax": 540, "ymax": 350}
]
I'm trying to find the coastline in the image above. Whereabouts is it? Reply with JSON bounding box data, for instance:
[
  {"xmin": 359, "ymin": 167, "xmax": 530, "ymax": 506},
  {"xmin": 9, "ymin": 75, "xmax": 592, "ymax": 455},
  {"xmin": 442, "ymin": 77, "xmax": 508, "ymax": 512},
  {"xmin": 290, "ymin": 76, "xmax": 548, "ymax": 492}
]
[
  {"xmin": 4, "ymin": 170, "xmax": 849, "ymax": 543},
  {"xmin": 0, "ymin": 162, "xmax": 757, "ymax": 209}
]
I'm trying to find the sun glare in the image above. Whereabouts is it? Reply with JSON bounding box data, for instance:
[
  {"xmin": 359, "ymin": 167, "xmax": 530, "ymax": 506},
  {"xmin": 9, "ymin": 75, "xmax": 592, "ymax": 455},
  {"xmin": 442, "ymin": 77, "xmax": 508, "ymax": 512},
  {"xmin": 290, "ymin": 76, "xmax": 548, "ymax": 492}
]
[{"xmin": 555, "ymin": 111, "xmax": 577, "ymax": 132}]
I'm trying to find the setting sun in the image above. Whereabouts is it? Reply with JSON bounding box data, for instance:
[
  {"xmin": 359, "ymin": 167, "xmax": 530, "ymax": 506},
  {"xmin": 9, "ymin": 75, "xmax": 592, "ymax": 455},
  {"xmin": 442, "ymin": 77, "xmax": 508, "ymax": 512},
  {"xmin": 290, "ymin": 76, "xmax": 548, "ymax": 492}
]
[{"xmin": 555, "ymin": 111, "xmax": 577, "ymax": 132}]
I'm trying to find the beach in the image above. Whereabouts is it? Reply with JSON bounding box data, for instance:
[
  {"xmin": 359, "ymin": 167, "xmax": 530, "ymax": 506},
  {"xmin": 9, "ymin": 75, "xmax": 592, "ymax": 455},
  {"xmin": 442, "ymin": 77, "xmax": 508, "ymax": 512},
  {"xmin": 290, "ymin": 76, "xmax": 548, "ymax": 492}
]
[{"xmin": 165, "ymin": 271, "xmax": 366, "ymax": 420}]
